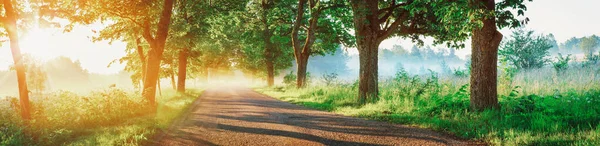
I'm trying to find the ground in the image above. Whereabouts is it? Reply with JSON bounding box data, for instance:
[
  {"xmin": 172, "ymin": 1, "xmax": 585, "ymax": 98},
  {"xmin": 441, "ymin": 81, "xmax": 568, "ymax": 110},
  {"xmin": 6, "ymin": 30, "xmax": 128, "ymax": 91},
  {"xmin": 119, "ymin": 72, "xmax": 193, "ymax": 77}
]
[{"xmin": 149, "ymin": 87, "xmax": 482, "ymax": 146}]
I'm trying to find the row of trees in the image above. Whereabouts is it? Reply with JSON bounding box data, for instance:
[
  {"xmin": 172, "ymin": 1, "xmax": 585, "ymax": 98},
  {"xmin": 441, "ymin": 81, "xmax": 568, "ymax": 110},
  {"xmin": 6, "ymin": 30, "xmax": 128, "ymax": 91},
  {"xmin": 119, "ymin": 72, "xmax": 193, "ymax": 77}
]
[
  {"xmin": 560, "ymin": 35, "xmax": 600, "ymax": 56},
  {"xmin": 4, "ymin": 0, "xmax": 531, "ymax": 121},
  {"xmin": 213, "ymin": 0, "xmax": 528, "ymax": 109}
]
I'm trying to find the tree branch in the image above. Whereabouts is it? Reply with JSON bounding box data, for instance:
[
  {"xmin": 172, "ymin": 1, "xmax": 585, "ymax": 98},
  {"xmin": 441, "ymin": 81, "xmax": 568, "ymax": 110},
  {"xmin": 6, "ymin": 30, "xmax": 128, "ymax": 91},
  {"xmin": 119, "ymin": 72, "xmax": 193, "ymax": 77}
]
[
  {"xmin": 291, "ymin": 0, "xmax": 307, "ymax": 57},
  {"xmin": 142, "ymin": 20, "xmax": 155, "ymax": 44},
  {"xmin": 378, "ymin": 1, "xmax": 408, "ymax": 24},
  {"xmin": 105, "ymin": 10, "xmax": 144, "ymax": 27},
  {"xmin": 378, "ymin": 11, "xmax": 409, "ymax": 42}
]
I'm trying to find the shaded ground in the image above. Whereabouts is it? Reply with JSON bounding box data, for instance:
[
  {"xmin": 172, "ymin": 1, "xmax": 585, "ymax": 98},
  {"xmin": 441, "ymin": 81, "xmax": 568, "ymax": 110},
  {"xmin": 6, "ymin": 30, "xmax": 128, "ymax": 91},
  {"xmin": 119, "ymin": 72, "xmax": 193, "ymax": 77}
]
[{"xmin": 150, "ymin": 87, "xmax": 483, "ymax": 146}]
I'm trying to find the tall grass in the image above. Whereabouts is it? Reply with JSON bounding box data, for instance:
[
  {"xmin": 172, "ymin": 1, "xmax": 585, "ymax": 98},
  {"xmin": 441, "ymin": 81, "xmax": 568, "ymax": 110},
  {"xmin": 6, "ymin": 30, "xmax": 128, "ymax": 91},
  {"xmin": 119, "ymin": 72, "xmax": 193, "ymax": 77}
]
[
  {"xmin": 0, "ymin": 88, "xmax": 201, "ymax": 145},
  {"xmin": 259, "ymin": 65, "xmax": 600, "ymax": 145}
]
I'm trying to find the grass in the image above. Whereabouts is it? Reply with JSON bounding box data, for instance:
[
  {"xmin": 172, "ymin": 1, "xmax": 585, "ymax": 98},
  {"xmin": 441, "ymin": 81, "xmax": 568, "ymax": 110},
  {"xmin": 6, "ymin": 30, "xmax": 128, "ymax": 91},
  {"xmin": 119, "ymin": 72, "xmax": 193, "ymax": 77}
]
[
  {"xmin": 258, "ymin": 66, "xmax": 600, "ymax": 146},
  {"xmin": 0, "ymin": 88, "xmax": 201, "ymax": 145}
]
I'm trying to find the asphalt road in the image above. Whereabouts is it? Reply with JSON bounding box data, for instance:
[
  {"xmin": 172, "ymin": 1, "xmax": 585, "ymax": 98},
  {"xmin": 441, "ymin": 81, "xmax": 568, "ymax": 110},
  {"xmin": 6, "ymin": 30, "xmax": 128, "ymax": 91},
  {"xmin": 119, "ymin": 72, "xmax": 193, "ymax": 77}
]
[{"xmin": 151, "ymin": 87, "xmax": 482, "ymax": 146}]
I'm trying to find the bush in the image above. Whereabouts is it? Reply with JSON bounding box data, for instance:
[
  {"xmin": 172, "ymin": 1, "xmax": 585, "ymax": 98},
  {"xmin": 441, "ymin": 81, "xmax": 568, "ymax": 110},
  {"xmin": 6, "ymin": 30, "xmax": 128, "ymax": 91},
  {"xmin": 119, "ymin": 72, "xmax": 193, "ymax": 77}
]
[
  {"xmin": 321, "ymin": 72, "xmax": 339, "ymax": 86},
  {"xmin": 283, "ymin": 71, "xmax": 296, "ymax": 87},
  {"xmin": 552, "ymin": 53, "xmax": 571, "ymax": 74},
  {"xmin": 452, "ymin": 67, "xmax": 469, "ymax": 77}
]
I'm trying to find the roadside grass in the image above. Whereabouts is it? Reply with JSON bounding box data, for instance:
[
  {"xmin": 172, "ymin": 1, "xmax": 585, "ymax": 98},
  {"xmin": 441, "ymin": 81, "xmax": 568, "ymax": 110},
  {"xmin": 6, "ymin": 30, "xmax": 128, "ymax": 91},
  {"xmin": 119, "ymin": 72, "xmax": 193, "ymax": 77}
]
[
  {"xmin": 0, "ymin": 88, "xmax": 201, "ymax": 145},
  {"xmin": 257, "ymin": 66, "xmax": 600, "ymax": 146}
]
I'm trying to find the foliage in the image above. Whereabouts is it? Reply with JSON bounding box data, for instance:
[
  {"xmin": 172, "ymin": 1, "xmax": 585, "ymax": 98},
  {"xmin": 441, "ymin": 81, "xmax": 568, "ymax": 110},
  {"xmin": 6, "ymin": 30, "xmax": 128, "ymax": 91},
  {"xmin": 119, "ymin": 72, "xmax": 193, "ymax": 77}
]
[
  {"xmin": 552, "ymin": 53, "xmax": 572, "ymax": 74},
  {"xmin": 500, "ymin": 29, "xmax": 553, "ymax": 70},
  {"xmin": 207, "ymin": 0, "xmax": 295, "ymax": 80}
]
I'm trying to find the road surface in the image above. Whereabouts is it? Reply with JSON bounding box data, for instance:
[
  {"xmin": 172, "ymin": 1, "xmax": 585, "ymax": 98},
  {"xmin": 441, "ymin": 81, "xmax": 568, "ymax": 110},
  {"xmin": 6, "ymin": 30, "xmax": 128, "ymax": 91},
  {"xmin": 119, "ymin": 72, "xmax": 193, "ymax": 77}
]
[{"xmin": 151, "ymin": 87, "xmax": 482, "ymax": 146}]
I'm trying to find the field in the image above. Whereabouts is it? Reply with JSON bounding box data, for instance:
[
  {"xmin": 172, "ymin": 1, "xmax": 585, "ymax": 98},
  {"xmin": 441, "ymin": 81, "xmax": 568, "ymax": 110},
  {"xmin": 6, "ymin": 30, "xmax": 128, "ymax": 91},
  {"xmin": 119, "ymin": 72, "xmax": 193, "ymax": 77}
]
[
  {"xmin": 0, "ymin": 88, "xmax": 201, "ymax": 145},
  {"xmin": 259, "ymin": 65, "xmax": 600, "ymax": 145}
]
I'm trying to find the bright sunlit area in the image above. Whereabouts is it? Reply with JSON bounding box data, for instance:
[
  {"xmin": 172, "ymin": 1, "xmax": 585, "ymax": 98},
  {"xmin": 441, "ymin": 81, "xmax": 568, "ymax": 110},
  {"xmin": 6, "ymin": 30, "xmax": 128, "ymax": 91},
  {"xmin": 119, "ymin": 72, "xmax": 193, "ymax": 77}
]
[{"xmin": 1, "ymin": 0, "xmax": 599, "ymax": 146}]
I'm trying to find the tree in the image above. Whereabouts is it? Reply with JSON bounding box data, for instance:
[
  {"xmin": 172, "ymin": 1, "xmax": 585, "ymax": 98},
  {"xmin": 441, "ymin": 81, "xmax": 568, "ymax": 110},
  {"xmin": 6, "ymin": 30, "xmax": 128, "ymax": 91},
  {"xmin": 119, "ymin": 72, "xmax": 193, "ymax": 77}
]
[
  {"xmin": 74, "ymin": 0, "xmax": 176, "ymax": 108},
  {"xmin": 0, "ymin": 0, "xmax": 72, "ymax": 121},
  {"xmin": 290, "ymin": 0, "xmax": 352, "ymax": 88},
  {"xmin": 347, "ymin": 0, "xmax": 475, "ymax": 103},
  {"xmin": 579, "ymin": 35, "xmax": 599, "ymax": 58},
  {"xmin": 139, "ymin": 0, "xmax": 175, "ymax": 108},
  {"xmin": 468, "ymin": 0, "xmax": 528, "ymax": 110},
  {"xmin": 546, "ymin": 33, "xmax": 559, "ymax": 53},
  {"xmin": 499, "ymin": 29, "xmax": 552, "ymax": 70},
  {"xmin": 1, "ymin": 0, "xmax": 30, "ymax": 120},
  {"xmin": 22, "ymin": 55, "xmax": 48, "ymax": 95}
]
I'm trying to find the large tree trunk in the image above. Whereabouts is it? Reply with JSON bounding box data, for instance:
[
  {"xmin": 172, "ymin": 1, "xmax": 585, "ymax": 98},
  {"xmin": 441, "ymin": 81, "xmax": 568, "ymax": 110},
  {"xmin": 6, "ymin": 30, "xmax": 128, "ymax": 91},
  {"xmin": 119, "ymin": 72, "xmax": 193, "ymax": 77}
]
[
  {"xmin": 141, "ymin": 0, "xmax": 174, "ymax": 109},
  {"xmin": 143, "ymin": 48, "xmax": 161, "ymax": 106},
  {"xmin": 356, "ymin": 37, "xmax": 380, "ymax": 104},
  {"xmin": 295, "ymin": 56, "xmax": 309, "ymax": 87},
  {"xmin": 470, "ymin": 0, "xmax": 502, "ymax": 110},
  {"xmin": 3, "ymin": 0, "xmax": 30, "ymax": 120},
  {"xmin": 177, "ymin": 48, "xmax": 188, "ymax": 93},
  {"xmin": 170, "ymin": 71, "xmax": 176, "ymax": 90},
  {"xmin": 266, "ymin": 59, "xmax": 275, "ymax": 86},
  {"xmin": 351, "ymin": 0, "xmax": 385, "ymax": 104}
]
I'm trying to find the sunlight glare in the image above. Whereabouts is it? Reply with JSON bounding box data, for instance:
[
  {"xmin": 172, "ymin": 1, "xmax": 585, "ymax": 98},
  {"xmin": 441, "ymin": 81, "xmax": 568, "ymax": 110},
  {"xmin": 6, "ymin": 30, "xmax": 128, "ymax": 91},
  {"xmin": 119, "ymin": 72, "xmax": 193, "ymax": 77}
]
[{"xmin": 20, "ymin": 28, "xmax": 57, "ymax": 61}]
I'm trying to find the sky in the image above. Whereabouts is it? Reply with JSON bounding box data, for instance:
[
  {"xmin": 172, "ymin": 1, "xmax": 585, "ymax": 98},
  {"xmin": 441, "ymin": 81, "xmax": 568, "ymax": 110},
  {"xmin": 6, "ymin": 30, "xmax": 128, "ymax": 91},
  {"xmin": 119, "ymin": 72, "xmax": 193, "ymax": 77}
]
[
  {"xmin": 0, "ymin": 0, "xmax": 599, "ymax": 74},
  {"xmin": 0, "ymin": 23, "xmax": 127, "ymax": 74}
]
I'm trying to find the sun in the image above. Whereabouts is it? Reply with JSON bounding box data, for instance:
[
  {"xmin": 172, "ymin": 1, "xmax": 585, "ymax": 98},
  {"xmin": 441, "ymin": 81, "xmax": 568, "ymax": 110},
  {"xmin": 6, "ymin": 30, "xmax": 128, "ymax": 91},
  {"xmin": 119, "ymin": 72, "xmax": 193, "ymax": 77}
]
[{"xmin": 19, "ymin": 28, "xmax": 56, "ymax": 61}]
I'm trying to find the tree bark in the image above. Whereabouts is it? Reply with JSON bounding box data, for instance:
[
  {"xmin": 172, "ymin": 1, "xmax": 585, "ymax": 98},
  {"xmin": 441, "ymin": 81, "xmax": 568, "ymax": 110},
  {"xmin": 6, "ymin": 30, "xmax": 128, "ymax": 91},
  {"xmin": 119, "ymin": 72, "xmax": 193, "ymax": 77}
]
[
  {"xmin": 135, "ymin": 37, "xmax": 146, "ymax": 91},
  {"xmin": 177, "ymin": 48, "xmax": 189, "ymax": 93},
  {"xmin": 141, "ymin": 0, "xmax": 174, "ymax": 108},
  {"xmin": 357, "ymin": 37, "xmax": 380, "ymax": 104},
  {"xmin": 295, "ymin": 56, "xmax": 309, "ymax": 87},
  {"xmin": 157, "ymin": 77, "xmax": 162, "ymax": 96},
  {"xmin": 470, "ymin": 0, "xmax": 502, "ymax": 110},
  {"xmin": 3, "ymin": 0, "xmax": 30, "ymax": 120},
  {"xmin": 170, "ymin": 70, "xmax": 176, "ymax": 90},
  {"xmin": 266, "ymin": 58, "xmax": 275, "ymax": 86}
]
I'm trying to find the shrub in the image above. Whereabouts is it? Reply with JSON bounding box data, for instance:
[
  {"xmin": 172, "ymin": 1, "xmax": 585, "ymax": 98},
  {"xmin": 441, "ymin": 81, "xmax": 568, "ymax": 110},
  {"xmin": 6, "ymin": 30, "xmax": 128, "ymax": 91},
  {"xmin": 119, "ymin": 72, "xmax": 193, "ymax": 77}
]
[
  {"xmin": 452, "ymin": 67, "xmax": 469, "ymax": 77},
  {"xmin": 321, "ymin": 72, "xmax": 339, "ymax": 86},
  {"xmin": 552, "ymin": 53, "xmax": 571, "ymax": 74},
  {"xmin": 283, "ymin": 71, "xmax": 296, "ymax": 87}
]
